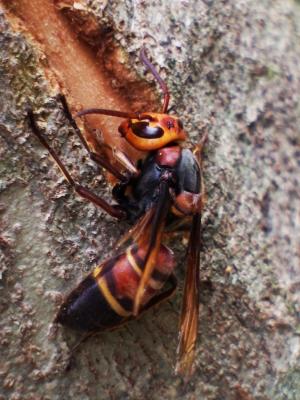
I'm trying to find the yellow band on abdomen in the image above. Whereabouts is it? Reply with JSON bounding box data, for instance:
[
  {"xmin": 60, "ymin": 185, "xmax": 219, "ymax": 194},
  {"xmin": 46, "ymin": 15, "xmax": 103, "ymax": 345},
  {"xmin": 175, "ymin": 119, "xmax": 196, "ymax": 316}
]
[
  {"xmin": 126, "ymin": 247, "xmax": 142, "ymax": 277},
  {"xmin": 96, "ymin": 277, "xmax": 131, "ymax": 318}
]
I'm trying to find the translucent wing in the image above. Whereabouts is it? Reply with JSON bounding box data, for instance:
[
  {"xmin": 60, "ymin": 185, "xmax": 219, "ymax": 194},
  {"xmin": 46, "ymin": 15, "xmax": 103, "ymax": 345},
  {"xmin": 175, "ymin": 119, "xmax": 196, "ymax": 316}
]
[
  {"xmin": 116, "ymin": 207, "xmax": 156, "ymax": 250},
  {"xmin": 175, "ymin": 212, "xmax": 201, "ymax": 378},
  {"xmin": 133, "ymin": 181, "xmax": 171, "ymax": 315}
]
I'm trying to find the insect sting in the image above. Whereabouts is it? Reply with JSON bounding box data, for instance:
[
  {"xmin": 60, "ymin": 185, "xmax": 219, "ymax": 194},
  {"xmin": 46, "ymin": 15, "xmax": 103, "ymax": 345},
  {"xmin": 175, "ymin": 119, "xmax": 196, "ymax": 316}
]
[{"xmin": 27, "ymin": 47, "xmax": 207, "ymax": 378}]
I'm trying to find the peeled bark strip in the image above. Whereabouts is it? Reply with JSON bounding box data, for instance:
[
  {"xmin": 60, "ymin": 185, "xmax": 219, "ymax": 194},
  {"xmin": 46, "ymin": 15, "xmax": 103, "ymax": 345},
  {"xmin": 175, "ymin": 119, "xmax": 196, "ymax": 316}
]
[
  {"xmin": 1, "ymin": 1, "xmax": 300, "ymax": 399},
  {"xmin": 2, "ymin": 0, "xmax": 151, "ymax": 159}
]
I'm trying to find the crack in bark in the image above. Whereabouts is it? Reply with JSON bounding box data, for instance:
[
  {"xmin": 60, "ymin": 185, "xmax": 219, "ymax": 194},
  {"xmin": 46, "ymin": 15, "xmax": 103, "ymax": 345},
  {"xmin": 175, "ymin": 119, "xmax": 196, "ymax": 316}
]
[{"xmin": 2, "ymin": 0, "xmax": 149, "ymax": 162}]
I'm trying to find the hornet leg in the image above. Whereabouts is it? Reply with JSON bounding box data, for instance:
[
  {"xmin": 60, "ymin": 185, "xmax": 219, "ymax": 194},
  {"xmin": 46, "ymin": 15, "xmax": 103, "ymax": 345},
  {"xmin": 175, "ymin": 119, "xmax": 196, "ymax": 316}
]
[
  {"xmin": 28, "ymin": 111, "xmax": 126, "ymax": 220},
  {"xmin": 58, "ymin": 94, "xmax": 133, "ymax": 182}
]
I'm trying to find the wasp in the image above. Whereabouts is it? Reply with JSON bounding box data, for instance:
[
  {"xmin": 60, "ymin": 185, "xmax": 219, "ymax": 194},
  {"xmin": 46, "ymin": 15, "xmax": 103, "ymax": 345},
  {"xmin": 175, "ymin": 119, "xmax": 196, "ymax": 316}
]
[{"xmin": 27, "ymin": 47, "xmax": 207, "ymax": 377}]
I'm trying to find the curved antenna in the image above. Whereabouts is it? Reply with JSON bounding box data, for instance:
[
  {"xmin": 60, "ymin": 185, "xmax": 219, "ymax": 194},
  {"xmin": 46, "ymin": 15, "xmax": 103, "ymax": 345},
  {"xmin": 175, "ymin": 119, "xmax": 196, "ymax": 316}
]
[
  {"xmin": 140, "ymin": 47, "xmax": 170, "ymax": 114},
  {"xmin": 76, "ymin": 108, "xmax": 141, "ymax": 119}
]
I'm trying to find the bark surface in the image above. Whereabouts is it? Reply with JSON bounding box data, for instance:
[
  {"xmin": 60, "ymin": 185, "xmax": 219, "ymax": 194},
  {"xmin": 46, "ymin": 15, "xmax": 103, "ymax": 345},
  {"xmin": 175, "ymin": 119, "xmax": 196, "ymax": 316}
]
[{"xmin": 0, "ymin": 1, "xmax": 300, "ymax": 399}]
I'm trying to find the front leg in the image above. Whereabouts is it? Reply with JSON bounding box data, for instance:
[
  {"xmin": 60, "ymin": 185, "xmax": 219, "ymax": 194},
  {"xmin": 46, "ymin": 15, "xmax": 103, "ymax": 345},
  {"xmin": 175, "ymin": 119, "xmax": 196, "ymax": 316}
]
[{"xmin": 58, "ymin": 94, "xmax": 138, "ymax": 181}]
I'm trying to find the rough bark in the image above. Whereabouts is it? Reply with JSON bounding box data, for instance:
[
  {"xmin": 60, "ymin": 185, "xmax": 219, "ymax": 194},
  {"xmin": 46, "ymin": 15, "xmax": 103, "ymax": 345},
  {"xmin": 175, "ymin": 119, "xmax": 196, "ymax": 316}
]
[{"xmin": 1, "ymin": 1, "xmax": 300, "ymax": 399}]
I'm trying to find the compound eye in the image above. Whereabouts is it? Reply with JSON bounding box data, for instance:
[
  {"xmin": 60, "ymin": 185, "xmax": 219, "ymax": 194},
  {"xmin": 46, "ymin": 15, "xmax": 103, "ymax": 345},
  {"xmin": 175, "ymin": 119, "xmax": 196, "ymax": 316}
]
[{"xmin": 131, "ymin": 121, "xmax": 164, "ymax": 139}]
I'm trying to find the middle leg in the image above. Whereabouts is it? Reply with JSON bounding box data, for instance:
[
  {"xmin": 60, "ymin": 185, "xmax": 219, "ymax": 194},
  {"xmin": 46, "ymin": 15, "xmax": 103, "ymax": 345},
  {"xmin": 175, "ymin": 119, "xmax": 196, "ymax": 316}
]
[{"xmin": 28, "ymin": 110, "xmax": 126, "ymax": 220}]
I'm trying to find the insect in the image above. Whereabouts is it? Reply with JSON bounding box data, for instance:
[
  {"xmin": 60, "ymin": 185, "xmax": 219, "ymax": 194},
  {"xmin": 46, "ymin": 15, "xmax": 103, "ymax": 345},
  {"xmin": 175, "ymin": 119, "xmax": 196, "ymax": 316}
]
[{"xmin": 27, "ymin": 47, "xmax": 207, "ymax": 377}]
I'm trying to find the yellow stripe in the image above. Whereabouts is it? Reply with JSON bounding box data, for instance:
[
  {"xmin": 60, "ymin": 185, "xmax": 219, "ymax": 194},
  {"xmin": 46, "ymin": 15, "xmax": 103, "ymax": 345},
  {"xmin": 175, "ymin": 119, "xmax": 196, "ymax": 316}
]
[
  {"xmin": 126, "ymin": 247, "xmax": 142, "ymax": 277},
  {"xmin": 96, "ymin": 277, "xmax": 131, "ymax": 318},
  {"xmin": 92, "ymin": 264, "xmax": 103, "ymax": 278},
  {"xmin": 127, "ymin": 247, "xmax": 162, "ymax": 290}
]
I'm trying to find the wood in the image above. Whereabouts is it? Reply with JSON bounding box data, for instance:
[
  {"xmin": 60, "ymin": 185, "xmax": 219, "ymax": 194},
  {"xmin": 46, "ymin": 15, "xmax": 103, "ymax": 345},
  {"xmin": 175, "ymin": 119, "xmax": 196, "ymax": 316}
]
[{"xmin": 3, "ymin": 0, "xmax": 140, "ymax": 159}]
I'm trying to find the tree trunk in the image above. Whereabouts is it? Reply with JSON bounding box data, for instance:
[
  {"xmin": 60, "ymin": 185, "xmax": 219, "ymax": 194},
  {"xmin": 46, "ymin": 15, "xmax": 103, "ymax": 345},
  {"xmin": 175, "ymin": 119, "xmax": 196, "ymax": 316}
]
[{"xmin": 1, "ymin": 1, "xmax": 300, "ymax": 399}]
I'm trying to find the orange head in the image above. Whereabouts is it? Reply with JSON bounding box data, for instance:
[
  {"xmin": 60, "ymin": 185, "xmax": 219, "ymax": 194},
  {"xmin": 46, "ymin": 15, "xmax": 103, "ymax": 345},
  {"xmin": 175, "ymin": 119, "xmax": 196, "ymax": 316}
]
[{"xmin": 118, "ymin": 112, "xmax": 187, "ymax": 151}]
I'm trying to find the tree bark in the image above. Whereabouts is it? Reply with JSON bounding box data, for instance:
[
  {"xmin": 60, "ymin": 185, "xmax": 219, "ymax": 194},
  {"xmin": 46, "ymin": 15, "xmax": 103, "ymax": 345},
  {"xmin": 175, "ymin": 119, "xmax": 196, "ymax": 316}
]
[{"xmin": 1, "ymin": 1, "xmax": 300, "ymax": 399}]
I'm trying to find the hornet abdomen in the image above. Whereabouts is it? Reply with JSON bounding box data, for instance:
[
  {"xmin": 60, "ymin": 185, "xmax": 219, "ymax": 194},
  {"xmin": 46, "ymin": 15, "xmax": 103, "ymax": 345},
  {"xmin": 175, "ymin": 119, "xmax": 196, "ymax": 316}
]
[{"xmin": 56, "ymin": 244, "xmax": 175, "ymax": 331}]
